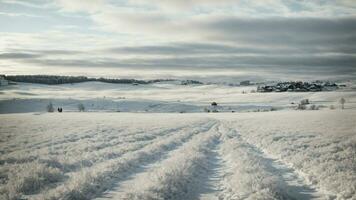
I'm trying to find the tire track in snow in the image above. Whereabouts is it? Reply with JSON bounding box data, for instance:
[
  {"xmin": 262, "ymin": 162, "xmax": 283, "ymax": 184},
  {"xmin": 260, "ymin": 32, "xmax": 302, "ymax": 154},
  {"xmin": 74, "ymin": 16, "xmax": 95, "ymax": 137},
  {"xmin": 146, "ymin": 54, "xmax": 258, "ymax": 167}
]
[
  {"xmin": 194, "ymin": 134, "xmax": 226, "ymax": 200},
  {"xmin": 220, "ymin": 123, "xmax": 327, "ymax": 200},
  {"xmin": 95, "ymin": 121, "xmax": 220, "ymax": 200}
]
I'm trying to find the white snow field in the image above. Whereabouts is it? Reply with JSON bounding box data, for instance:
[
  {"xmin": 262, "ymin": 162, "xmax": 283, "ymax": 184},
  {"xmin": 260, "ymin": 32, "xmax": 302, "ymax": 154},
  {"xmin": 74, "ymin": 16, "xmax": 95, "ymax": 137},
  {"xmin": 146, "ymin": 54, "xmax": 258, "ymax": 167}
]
[
  {"xmin": 1, "ymin": 81, "xmax": 356, "ymax": 113},
  {"xmin": 0, "ymin": 110, "xmax": 355, "ymax": 200}
]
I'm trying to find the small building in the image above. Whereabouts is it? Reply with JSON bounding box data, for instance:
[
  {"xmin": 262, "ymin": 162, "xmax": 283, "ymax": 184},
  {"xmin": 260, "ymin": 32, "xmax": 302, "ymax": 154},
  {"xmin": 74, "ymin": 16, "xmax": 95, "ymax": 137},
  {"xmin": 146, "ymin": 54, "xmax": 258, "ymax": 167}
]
[{"xmin": 0, "ymin": 75, "xmax": 8, "ymax": 86}]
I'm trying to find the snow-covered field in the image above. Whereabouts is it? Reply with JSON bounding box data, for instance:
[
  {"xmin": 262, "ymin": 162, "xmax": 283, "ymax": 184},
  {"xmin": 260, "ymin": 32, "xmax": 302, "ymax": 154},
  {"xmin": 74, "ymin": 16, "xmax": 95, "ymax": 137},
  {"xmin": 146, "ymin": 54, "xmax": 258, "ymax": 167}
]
[
  {"xmin": 1, "ymin": 81, "xmax": 356, "ymax": 113},
  {"xmin": 0, "ymin": 110, "xmax": 355, "ymax": 200},
  {"xmin": 0, "ymin": 81, "xmax": 355, "ymax": 199}
]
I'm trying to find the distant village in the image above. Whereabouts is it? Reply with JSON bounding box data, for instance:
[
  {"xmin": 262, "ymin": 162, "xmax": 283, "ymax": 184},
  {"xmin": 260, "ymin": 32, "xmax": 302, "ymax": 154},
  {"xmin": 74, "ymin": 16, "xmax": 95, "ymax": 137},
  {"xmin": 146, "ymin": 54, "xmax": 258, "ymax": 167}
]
[{"xmin": 256, "ymin": 81, "xmax": 342, "ymax": 92}]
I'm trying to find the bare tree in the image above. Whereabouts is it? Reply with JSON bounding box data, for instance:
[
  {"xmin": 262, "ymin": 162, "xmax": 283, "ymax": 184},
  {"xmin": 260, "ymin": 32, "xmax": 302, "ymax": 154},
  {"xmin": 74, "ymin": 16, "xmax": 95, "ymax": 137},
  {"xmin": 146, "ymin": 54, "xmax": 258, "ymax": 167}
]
[
  {"xmin": 46, "ymin": 102, "xmax": 54, "ymax": 112},
  {"xmin": 78, "ymin": 103, "xmax": 85, "ymax": 112},
  {"xmin": 339, "ymin": 98, "xmax": 346, "ymax": 109}
]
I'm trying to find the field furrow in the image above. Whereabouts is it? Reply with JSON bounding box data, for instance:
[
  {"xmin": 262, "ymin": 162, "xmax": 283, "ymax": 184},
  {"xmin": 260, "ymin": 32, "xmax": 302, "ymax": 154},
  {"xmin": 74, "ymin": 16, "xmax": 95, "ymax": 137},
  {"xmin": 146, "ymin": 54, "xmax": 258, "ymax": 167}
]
[
  {"xmin": 102, "ymin": 122, "xmax": 220, "ymax": 200},
  {"xmin": 0, "ymin": 122, "xmax": 193, "ymax": 166},
  {"xmin": 32, "ymin": 120, "xmax": 217, "ymax": 200}
]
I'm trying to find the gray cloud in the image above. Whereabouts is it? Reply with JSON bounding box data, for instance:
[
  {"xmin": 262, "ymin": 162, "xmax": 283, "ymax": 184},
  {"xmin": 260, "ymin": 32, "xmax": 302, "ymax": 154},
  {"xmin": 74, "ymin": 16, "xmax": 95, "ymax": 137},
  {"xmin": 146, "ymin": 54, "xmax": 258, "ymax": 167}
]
[
  {"xmin": 21, "ymin": 54, "xmax": 356, "ymax": 70},
  {"xmin": 2, "ymin": 8, "xmax": 356, "ymax": 80},
  {"xmin": 107, "ymin": 43, "xmax": 277, "ymax": 55},
  {"xmin": 0, "ymin": 53, "xmax": 41, "ymax": 59},
  {"xmin": 196, "ymin": 17, "xmax": 356, "ymax": 48},
  {"xmin": 97, "ymin": 15, "xmax": 356, "ymax": 54},
  {"xmin": 30, "ymin": 49, "xmax": 82, "ymax": 55},
  {"xmin": 107, "ymin": 42, "xmax": 356, "ymax": 56},
  {"xmin": 5, "ymin": 49, "xmax": 82, "ymax": 55}
]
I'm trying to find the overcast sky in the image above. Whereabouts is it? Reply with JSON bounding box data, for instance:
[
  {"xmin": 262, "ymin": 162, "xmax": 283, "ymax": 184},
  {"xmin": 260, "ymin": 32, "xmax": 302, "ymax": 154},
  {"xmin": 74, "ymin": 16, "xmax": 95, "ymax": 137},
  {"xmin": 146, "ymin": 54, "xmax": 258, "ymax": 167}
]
[{"xmin": 0, "ymin": 0, "xmax": 355, "ymax": 81}]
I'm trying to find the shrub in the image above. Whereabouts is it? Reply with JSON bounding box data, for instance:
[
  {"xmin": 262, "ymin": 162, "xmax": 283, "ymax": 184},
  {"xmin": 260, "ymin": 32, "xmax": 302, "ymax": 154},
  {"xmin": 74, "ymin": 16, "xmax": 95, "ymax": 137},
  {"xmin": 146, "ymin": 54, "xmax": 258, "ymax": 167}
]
[
  {"xmin": 270, "ymin": 107, "xmax": 277, "ymax": 111},
  {"xmin": 78, "ymin": 103, "xmax": 85, "ymax": 112},
  {"xmin": 296, "ymin": 104, "xmax": 306, "ymax": 110},
  {"xmin": 309, "ymin": 104, "xmax": 319, "ymax": 110},
  {"xmin": 46, "ymin": 102, "xmax": 54, "ymax": 112},
  {"xmin": 300, "ymin": 99, "xmax": 309, "ymax": 105}
]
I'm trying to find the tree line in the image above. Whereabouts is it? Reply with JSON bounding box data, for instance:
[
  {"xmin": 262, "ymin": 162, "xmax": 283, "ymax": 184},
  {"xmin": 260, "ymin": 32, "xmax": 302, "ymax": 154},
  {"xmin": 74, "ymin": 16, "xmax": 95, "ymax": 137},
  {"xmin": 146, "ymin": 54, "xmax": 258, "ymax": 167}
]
[{"xmin": 4, "ymin": 75, "xmax": 174, "ymax": 85}]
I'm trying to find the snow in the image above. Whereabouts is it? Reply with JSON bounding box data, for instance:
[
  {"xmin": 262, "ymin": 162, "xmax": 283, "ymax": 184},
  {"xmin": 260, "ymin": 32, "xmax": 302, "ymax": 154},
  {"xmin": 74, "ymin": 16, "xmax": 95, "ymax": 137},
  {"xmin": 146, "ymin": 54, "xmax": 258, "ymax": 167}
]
[
  {"xmin": 0, "ymin": 110, "xmax": 355, "ymax": 199},
  {"xmin": 1, "ymin": 81, "xmax": 356, "ymax": 113},
  {"xmin": 0, "ymin": 81, "xmax": 355, "ymax": 199},
  {"xmin": 215, "ymin": 110, "xmax": 356, "ymax": 199}
]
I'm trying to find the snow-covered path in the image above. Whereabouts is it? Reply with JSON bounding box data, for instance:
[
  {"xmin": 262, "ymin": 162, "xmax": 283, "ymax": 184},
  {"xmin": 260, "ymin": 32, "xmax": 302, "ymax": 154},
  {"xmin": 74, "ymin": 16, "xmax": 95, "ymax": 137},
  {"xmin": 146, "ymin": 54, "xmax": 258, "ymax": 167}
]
[
  {"xmin": 95, "ymin": 122, "xmax": 327, "ymax": 200},
  {"xmin": 195, "ymin": 137, "xmax": 226, "ymax": 200}
]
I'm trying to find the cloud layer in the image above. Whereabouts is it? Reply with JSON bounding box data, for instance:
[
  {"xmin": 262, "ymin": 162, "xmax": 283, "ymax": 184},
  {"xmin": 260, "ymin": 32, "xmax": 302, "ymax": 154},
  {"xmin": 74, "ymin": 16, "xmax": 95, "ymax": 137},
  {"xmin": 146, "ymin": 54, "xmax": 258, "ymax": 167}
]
[{"xmin": 0, "ymin": 0, "xmax": 355, "ymax": 81}]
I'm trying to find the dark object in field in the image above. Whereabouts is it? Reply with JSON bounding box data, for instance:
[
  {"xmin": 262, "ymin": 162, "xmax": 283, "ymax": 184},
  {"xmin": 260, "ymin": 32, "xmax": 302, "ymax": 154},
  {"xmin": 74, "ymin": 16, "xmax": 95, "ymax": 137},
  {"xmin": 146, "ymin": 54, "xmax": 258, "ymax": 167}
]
[
  {"xmin": 211, "ymin": 102, "xmax": 218, "ymax": 106},
  {"xmin": 57, "ymin": 107, "xmax": 63, "ymax": 112}
]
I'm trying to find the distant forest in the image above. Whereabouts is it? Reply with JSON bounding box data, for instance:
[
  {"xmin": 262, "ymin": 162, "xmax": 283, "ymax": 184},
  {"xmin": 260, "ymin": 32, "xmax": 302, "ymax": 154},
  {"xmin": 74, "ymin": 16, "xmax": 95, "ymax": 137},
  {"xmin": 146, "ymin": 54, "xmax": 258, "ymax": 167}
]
[{"xmin": 4, "ymin": 75, "xmax": 175, "ymax": 85}]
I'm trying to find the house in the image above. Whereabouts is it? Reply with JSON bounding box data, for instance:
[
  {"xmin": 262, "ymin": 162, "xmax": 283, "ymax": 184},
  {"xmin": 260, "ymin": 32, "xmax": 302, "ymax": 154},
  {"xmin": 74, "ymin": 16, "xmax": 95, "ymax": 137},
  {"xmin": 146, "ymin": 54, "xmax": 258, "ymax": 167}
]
[{"xmin": 0, "ymin": 75, "xmax": 8, "ymax": 86}]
